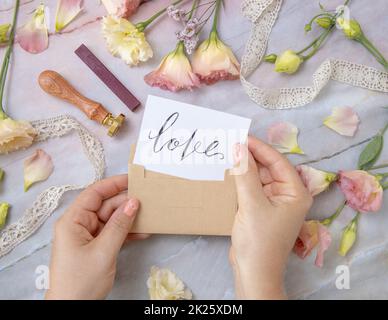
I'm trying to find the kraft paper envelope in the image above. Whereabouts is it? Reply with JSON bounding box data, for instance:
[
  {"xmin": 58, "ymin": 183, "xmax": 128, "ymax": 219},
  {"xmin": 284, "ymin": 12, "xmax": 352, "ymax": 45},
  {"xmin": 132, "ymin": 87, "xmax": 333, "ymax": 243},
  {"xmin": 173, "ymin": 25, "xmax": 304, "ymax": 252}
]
[{"xmin": 128, "ymin": 145, "xmax": 237, "ymax": 236}]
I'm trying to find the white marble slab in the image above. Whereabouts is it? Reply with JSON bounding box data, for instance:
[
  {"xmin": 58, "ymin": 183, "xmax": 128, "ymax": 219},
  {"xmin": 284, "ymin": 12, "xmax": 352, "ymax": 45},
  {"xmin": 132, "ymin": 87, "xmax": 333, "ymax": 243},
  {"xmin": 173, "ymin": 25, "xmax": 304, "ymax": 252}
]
[{"xmin": 0, "ymin": 0, "xmax": 387, "ymax": 299}]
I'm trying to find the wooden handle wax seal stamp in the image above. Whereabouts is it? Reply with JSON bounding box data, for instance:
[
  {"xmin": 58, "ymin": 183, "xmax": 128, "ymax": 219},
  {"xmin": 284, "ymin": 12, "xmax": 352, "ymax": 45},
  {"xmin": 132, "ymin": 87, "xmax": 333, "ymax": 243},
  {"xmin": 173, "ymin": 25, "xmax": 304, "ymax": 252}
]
[{"xmin": 38, "ymin": 70, "xmax": 125, "ymax": 137}]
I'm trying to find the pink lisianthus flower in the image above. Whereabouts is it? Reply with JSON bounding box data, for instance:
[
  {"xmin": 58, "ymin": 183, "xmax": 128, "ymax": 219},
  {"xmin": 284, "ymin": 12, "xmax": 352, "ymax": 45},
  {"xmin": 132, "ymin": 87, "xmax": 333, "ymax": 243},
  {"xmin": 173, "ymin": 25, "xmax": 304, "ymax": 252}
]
[
  {"xmin": 293, "ymin": 220, "xmax": 332, "ymax": 268},
  {"xmin": 296, "ymin": 165, "xmax": 337, "ymax": 196},
  {"xmin": 144, "ymin": 42, "xmax": 200, "ymax": 92},
  {"xmin": 192, "ymin": 30, "xmax": 240, "ymax": 85},
  {"xmin": 102, "ymin": 0, "xmax": 142, "ymax": 18},
  {"xmin": 338, "ymin": 170, "xmax": 383, "ymax": 213}
]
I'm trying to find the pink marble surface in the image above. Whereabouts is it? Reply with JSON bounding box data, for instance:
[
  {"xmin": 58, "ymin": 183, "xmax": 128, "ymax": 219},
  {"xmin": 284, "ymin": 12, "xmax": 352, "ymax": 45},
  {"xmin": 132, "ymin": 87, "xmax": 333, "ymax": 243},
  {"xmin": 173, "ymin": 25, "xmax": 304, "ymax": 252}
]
[{"xmin": 0, "ymin": 0, "xmax": 387, "ymax": 299}]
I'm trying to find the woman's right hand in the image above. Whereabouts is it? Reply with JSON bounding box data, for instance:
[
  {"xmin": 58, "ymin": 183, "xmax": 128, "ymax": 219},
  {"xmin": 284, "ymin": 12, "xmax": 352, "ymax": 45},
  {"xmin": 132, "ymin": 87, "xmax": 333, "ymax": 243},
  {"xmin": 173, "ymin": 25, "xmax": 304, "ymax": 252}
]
[{"xmin": 230, "ymin": 136, "xmax": 313, "ymax": 299}]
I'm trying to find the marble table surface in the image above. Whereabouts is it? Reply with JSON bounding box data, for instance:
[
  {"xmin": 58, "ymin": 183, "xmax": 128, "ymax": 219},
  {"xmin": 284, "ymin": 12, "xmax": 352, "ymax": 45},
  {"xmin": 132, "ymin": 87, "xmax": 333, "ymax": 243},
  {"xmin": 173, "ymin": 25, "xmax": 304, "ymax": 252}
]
[{"xmin": 0, "ymin": 0, "xmax": 387, "ymax": 299}]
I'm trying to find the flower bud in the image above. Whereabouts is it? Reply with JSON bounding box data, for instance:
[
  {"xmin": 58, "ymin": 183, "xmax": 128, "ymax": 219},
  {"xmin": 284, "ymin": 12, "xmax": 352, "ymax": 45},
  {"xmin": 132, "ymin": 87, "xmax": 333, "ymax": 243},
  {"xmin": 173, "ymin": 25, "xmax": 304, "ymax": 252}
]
[
  {"xmin": 338, "ymin": 217, "xmax": 358, "ymax": 256},
  {"xmin": 337, "ymin": 18, "xmax": 363, "ymax": 40},
  {"xmin": 274, "ymin": 50, "xmax": 302, "ymax": 74},
  {"xmin": 304, "ymin": 23, "xmax": 312, "ymax": 32},
  {"xmin": 315, "ymin": 17, "xmax": 334, "ymax": 29},
  {"xmin": 0, "ymin": 167, "xmax": 4, "ymax": 182},
  {"xmin": 0, "ymin": 202, "xmax": 10, "ymax": 229},
  {"xmin": 0, "ymin": 24, "xmax": 10, "ymax": 43},
  {"xmin": 264, "ymin": 53, "xmax": 277, "ymax": 63}
]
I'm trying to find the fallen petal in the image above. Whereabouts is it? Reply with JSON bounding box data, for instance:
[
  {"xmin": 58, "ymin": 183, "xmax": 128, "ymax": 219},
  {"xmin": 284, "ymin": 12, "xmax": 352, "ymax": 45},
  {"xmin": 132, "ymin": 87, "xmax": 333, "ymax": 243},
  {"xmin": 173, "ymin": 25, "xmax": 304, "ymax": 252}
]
[
  {"xmin": 24, "ymin": 149, "xmax": 54, "ymax": 192},
  {"xmin": 296, "ymin": 165, "xmax": 337, "ymax": 196},
  {"xmin": 323, "ymin": 106, "xmax": 360, "ymax": 136},
  {"xmin": 267, "ymin": 122, "xmax": 304, "ymax": 154},
  {"xmin": 55, "ymin": 0, "xmax": 83, "ymax": 32},
  {"xmin": 16, "ymin": 4, "xmax": 48, "ymax": 54}
]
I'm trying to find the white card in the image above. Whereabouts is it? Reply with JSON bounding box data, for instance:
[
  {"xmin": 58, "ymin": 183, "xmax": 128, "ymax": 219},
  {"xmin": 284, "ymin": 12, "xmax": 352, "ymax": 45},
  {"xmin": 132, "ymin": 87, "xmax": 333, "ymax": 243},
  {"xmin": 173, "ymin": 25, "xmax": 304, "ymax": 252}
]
[{"xmin": 133, "ymin": 95, "xmax": 251, "ymax": 181}]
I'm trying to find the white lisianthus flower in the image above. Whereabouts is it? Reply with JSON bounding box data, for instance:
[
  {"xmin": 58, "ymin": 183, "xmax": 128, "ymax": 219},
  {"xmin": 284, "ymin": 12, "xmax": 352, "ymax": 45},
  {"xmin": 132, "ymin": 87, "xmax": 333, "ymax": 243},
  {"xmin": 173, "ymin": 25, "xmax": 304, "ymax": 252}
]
[
  {"xmin": 0, "ymin": 118, "xmax": 37, "ymax": 154},
  {"xmin": 102, "ymin": 15, "xmax": 153, "ymax": 66},
  {"xmin": 147, "ymin": 266, "xmax": 192, "ymax": 300}
]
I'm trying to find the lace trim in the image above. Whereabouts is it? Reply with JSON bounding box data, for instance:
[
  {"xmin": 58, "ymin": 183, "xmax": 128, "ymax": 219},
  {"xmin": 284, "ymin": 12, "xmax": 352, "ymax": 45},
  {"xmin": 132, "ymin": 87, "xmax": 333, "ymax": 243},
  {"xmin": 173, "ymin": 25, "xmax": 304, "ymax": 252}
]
[
  {"xmin": 0, "ymin": 115, "xmax": 105, "ymax": 258},
  {"xmin": 240, "ymin": 0, "xmax": 388, "ymax": 109}
]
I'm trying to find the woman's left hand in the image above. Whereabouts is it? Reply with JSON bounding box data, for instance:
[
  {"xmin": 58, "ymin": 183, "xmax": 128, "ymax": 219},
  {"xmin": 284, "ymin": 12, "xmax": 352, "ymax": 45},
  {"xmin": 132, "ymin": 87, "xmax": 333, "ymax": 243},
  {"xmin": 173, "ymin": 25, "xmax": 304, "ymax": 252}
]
[{"xmin": 46, "ymin": 174, "xmax": 147, "ymax": 300}]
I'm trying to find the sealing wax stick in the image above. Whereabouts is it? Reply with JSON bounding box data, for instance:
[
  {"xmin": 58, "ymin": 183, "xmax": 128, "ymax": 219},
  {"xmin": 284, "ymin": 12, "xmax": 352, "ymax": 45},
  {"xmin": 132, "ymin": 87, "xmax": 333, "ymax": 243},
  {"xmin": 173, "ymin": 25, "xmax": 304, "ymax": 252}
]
[{"xmin": 75, "ymin": 44, "xmax": 141, "ymax": 111}]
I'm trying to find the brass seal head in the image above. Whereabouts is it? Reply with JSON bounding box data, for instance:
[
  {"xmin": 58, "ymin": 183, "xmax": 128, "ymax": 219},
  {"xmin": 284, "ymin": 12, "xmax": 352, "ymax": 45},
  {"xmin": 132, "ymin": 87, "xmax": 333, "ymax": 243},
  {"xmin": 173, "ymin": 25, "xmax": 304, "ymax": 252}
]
[{"xmin": 103, "ymin": 113, "xmax": 125, "ymax": 136}]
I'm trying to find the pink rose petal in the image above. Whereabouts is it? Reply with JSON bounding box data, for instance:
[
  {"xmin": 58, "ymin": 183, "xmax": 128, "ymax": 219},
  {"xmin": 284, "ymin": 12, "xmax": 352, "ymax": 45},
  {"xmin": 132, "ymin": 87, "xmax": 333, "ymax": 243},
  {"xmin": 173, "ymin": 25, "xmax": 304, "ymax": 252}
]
[
  {"xmin": 323, "ymin": 106, "xmax": 360, "ymax": 137},
  {"xmin": 267, "ymin": 122, "xmax": 304, "ymax": 154},
  {"xmin": 24, "ymin": 149, "xmax": 54, "ymax": 191},
  {"xmin": 296, "ymin": 165, "xmax": 337, "ymax": 196},
  {"xmin": 16, "ymin": 4, "xmax": 48, "ymax": 54},
  {"xmin": 55, "ymin": 0, "xmax": 83, "ymax": 32}
]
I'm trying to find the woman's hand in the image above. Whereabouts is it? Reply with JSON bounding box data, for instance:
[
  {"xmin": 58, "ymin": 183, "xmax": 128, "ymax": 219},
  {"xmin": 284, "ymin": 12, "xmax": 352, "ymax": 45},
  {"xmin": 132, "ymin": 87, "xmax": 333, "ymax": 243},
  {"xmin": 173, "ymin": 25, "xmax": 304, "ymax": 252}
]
[
  {"xmin": 230, "ymin": 136, "xmax": 313, "ymax": 299},
  {"xmin": 46, "ymin": 175, "xmax": 147, "ymax": 300}
]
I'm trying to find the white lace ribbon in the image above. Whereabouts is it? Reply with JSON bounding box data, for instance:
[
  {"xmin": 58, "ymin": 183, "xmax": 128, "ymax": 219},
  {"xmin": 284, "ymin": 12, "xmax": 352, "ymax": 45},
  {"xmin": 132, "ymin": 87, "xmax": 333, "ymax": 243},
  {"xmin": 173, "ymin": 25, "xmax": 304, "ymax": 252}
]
[
  {"xmin": 240, "ymin": 0, "xmax": 388, "ymax": 109},
  {"xmin": 0, "ymin": 115, "xmax": 105, "ymax": 258}
]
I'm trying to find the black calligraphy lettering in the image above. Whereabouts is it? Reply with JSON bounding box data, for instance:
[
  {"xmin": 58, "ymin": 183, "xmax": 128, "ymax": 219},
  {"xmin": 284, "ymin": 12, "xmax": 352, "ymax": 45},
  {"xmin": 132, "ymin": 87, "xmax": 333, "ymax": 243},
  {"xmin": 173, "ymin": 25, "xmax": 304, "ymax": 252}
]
[{"xmin": 148, "ymin": 112, "xmax": 225, "ymax": 161}]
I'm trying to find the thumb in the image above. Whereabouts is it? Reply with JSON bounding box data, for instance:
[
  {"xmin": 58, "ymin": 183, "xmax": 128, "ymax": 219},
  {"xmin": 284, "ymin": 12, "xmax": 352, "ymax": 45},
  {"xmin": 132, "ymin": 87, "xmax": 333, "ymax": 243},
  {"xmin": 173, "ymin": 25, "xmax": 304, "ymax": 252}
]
[
  {"xmin": 96, "ymin": 198, "xmax": 140, "ymax": 255},
  {"xmin": 231, "ymin": 143, "xmax": 268, "ymax": 212}
]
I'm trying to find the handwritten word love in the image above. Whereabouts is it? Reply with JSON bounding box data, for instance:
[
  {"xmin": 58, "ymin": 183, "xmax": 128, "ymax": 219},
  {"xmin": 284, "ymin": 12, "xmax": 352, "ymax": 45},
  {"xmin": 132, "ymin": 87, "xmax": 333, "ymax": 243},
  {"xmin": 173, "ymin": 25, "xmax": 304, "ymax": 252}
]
[{"xmin": 148, "ymin": 112, "xmax": 225, "ymax": 161}]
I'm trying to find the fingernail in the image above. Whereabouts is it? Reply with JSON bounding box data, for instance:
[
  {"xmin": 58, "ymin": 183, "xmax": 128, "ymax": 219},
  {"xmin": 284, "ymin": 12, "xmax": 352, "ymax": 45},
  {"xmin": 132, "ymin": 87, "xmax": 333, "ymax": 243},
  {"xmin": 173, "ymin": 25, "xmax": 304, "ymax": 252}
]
[
  {"xmin": 124, "ymin": 198, "xmax": 139, "ymax": 216},
  {"xmin": 233, "ymin": 143, "xmax": 242, "ymax": 164}
]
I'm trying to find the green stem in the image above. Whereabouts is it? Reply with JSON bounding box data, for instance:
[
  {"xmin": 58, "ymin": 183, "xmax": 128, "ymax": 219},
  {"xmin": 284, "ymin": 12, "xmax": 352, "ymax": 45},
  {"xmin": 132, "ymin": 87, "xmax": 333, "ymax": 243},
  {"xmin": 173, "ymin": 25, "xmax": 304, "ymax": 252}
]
[
  {"xmin": 296, "ymin": 0, "xmax": 350, "ymax": 59},
  {"xmin": 0, "ymin": 0, "xmax": 20, "ymax": 119},
  {"xmin": 188, "ymin": 0, "xmax": 200, "ymax": 20},
  {"xmin": 136, "ymin": 0, "xmax": 186, "ymax": 31},
  {"xmin": 353, "ymin": 212, "xmax": 360, "ymax": 223},
  {"xmin": 369, "ymin": 163, "xmax": 388, "ymax": 170},
  {"xmin": 211, "ymin": 0, "xmax": 222, "ymax": 32},
  {"xmin": 301, "ymin": 26, "xmax": 333, "ymax": 61},
  {"xmin": 376, "ymin": 172, "xmax": 388, "ymax": 179},
  {"xmin": 357, "ymin": 34, "xmax": 388, "ymax": 70},
  {"xmin": 380, "ymin": 122, "xmax": 388, "ymax": 135},
  {"xmin": 296, "ymin": 35, "xmax": 321, "ymax": 55},
  {"xmin": 321, "ymin": 200, "xmax": 346, "ymax": 226}
]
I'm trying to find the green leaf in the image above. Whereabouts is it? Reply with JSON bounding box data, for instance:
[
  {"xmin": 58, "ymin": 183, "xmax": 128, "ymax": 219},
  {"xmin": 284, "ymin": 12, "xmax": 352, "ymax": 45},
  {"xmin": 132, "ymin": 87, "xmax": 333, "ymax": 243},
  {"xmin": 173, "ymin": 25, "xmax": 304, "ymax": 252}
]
[{"xmin": 358, "ymin": 135, "xmax": 383, "ymax": 170}]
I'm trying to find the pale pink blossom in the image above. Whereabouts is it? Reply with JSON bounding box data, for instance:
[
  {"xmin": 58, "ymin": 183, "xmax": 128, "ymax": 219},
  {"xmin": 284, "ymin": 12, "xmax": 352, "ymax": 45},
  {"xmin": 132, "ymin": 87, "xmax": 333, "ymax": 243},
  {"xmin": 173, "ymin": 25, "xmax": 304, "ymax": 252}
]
[
  {"xmin": 296, "ymin": 165, "xmax": 337, "ymax": 196},
  {"xmin": 267, "ymin": 122, "xmax": 304, "ymax": 154},
  {"xmin": 24, "ymin": 149, "xmax": 54, "ymax": 192},
  {"xmin": 102, "ymin": 0, "xmax": 141, "ymax": 18},
  {"xmin": 323, "ymin": 106, "xmax": 360, "ymax": 136},
  {"xmin": 55, "ymin": 0, "xmax": 83, "ymax": 32},
  {"xmin": 293, "ymin": 220, "xmax": 332, "ymax": 268},
  {"xmin": 16, "ymin": 4, "xmax": 48, "ymax": 54},
  {"xmin": 192, "ymin": 31, "xmax": 240, "ymax": 85},
  {"xmin": 338, "ymin": 170, "xmax": 383, "ymax": 213},
  {"xmin": 144, "ymin": 42, "xmax": 200, "ymax": 92}
]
